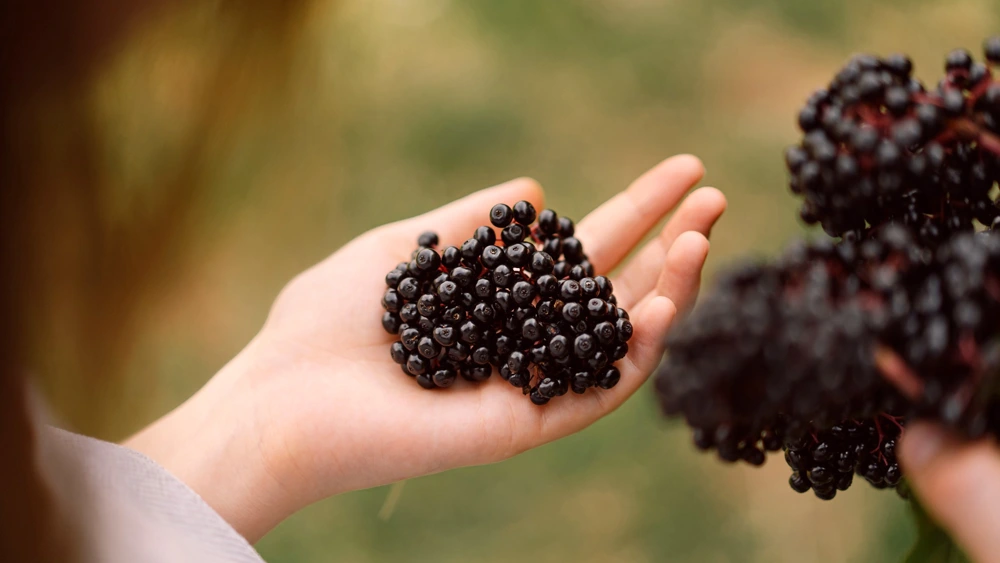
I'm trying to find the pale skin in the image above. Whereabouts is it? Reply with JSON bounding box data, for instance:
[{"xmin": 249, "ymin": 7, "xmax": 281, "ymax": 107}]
[
  {"xmin": 126, "ymin": 154, "xmax": 727, "ymax": 543},
  {"xmin": 900, "ymin": 425, "xmax": 1000, "ymax": 563}
]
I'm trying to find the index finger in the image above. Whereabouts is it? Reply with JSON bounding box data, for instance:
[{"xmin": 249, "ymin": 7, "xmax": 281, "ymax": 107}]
[{"xmin": 575, "ymin": 155, "xmax": 705, "ymax": 274}]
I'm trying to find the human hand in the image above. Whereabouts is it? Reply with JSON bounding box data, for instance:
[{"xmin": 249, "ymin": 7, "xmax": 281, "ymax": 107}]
[
  {"xmin": 899, "ymin": 424, "xmax": 1000, "ymax": 563},
  {"xmin": 126, "ymin": 155, "xmax": 726, "ymax": 542}
]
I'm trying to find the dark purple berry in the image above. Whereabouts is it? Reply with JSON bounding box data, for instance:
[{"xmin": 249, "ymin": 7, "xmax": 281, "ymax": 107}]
[
  {"xmin": 418, "ymin": 231, "xmax": 439, "ymax": 248},
  {"xmin": 512, "ymin": 200, "xmax": 537, "ymax": 225},
  {"xmin": 490, "ymin": 203, "xmax": 513, "ymax": 228}
]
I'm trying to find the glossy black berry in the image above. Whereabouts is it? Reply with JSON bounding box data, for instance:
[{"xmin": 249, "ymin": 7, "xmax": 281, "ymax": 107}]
[
  {"xmin": 481, "ymin": 245, "xmax": 505, "ymax": 268},
  {"xmin": 382, "ymin": 312, "xmax": 401, "ymax": 334},
  {"xmin": 416, "ymin": 248, "xmax": 441, "ymax": 272},
  {"xmin": 522, "ymin": 318, "xmax": 542, "ymax": 341},
  {"xmin": 945, "ymin": 48, "xmax": 973, "ymax": 71},
  {"xmin": 492, "ymin": 264, "xmax": 513, "ymax": 288},
  {"xmin": 573, "ymin": 333, "xmax": 595, "ymax": 358},
  {"xmin": 432, "ymin": 369, "xmax": 457, "ymax": 387},
  {"xmin": 561, "ymin": 237, "xmax": 585, "ymax": 263},
  {"xmin": 390, "ymin": 341, "xmax": 407, "ymax": 364},
  {"xmin": 615, "ymin": 318, "xmax": 633, "ymax": 342},
  {"xmin": 490, "ymin": 203, "xmax": 514, "ymax": 228},
  {"xmin": 562, "ymin": 301, "xmax": 583, "ymax": 323},
  {"xmin": 987, "ymin": 36, "xmax": 1000, "ymax": 63},
  {"xmin": 597, "ymin": 366, "xmax": 620, "ymax": 389},
  {"xmin": 560, "ymin": 280, "xmax": 582, "ymax": 301},
  {"xmin": 505, "ymin": 243, "xmax": 529, "ymax": 267},
  {"xmin": 512, "ymin": 281, "xmax": 537, "ymax": 306},
  {"xmin": 451, "ymin": 267, "xmax": 474, "ymax": 288},
  {"xmin": 501, "ymin": 223, "xmax": 527, "ymax": 245},
  {"xmin": 512, "ymin": 200, "xmax": 537, "ymax": 225},
  {"xmin": 406, "ymin": 354, "xmax": 428, "ymax": 376},
  {"xmin": 537, "ymin": 209, "xmax": 559, "ymax": 233},
  {"xmin": 418, "ymin": 231, "xmax": 439, "ymax": 248},
  {"xmin": 441, "ymin": 246, "xmax": 462, "ymax": 268},
  {"xmin": 558, "ymin": 217, "xmax": 575, "ymax": 237}
]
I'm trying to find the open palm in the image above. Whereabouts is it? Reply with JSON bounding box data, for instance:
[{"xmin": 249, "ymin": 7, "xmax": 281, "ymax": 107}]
[
  {"xmin": 128, "ymin": 155, "xmax": 725, "ymax": 542},
  {"xmin": 255, "ymin": 153, "xmax": 723, "ymax": 488}
]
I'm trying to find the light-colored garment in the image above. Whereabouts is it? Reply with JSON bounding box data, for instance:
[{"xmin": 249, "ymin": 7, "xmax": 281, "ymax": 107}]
[{"xmin": 38, "ymin": 426, "xmax": 265, "ymax": 563}]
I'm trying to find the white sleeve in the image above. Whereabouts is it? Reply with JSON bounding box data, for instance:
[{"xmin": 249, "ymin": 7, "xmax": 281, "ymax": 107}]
[{"xmin": 38, "ymin": 426, "xmax": 266, "ymax": 563}]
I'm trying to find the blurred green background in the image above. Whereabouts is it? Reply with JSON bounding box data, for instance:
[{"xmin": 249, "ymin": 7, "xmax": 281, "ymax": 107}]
[{"xmin": 43, "ymin": 0, "xmax": 1000, "ymax": 561}]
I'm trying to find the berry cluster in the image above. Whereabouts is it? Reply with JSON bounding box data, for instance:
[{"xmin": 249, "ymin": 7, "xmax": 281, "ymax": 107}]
[
  {"xmin": 381, "ymin": 201, "xmax": 632, "ymax": 404},
  {"xmin": 656, "ymin": 38, "xmax": 1000, "ymax": 501},
  {"xmin": 785, "ymin": 416, "xmax": 905, "ymax": 500},
  {"xmin": 786, "ymin": 38, "xmax": 1000, "ymax": 241},
  {"xmin": 658, "ymin": 223, "xmax": 1000, "ymax": 498}
]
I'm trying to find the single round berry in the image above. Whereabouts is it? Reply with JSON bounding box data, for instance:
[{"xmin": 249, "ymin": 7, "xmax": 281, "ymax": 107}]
[
  {"xmin": 574, "ymin": 333, "xmax": 596, "ymax": 358},
  {"xmin": 945, "ymin": 48, "xmax": 973, "ymax": 71},
  {"xmin": 441, "ymin": 246, "xmax": 461, "ymax": 268},
  {"xmin": 433, "ymin": 325, "xmax": 456, "ymax": 347},
  {"xmin": 436, "ymin": 280, "xmax": 458, "ymax": 303},
  {"xmin": 385, "ymin": 268, "xmax": 405, "ymax": 288},
  {"xmin": 558, "ymin": 217, "xmax": 575, "ymax": 237},
  {"xmin": 406, "ymin": 354, "xmax": 428, "ymax": 376},
  {"xmin": 472, "ymin": 346, "xmax": 491, "ymax": 365},
  {"xmin": 390, "ymin": 341, "xmax": 407, "ymax": 364},
  {"xmin": 382, "ymin": 312, "xmax": 401, "ymax": 334},
  {"xmin": 987, "ymin": 36, "xmax": 1000, "ymax": 63},
  {"xmin": 512, "ymin": 200, "xmax": 537, "ymax": 225},
  {"xmin": 490, "ymin": 203, "xmax": 513, "ymax": 228},
  {"xmin": 482, "ymin": 245, "xmax": 505, "ymax": 268},
  {"xmin": 382, "ymin": 289, "xmax": 402, "ymax": 313},
  {"xmin": 615, "ymin": 318, "xmax": 634, "ymax": 342},
  {"xmin": 597, "ymin": 366, "xmax": 620, "ymax": 389},
  {"xmin": 502, "ymin": 223, "xmax": 527, "ymax": 245},
  {"xmin": 432, "ymin": 369, "xmax": 457, "ymax": 388},
  {"xmin": 537, "ymin": 274, "xmax": 558, "ymax": 297},
  {"xmin": 509, "ymin": 371, "xmax": 529, "ymax": 388},
  {"xmin": 561, "ymin": 237, "xmax": 585, "ymax": 262},
  {"xmin": 418, "ymin": 337, "xmax": 441, "ymax": 359},
  {"xmin": 506, "ymin": 243, "xmax": 529, "ymax": 267},
  {"xmin": 560, "ymin": 280, "xmax": 582, "ymax": 301},
  {"xmin": 538, "ymin": 209, "xmax": 559, "ymax": 233},
  {"xmin": 465, "ymin": 364, "xmax": 492, "ymax": 382},
  {"xmin": 418, "ymin": 231, "xmax": 439, "ymax": 248},
  {"xmin": 530, "ymin": 251, "xmax": 555, "ymax": 275},
  {"xmin": 562, "ymin": 301, "xmax": 584, "ymax": 323},
  {"xmin": 451, "ymin": 266, "xmax": 474, "ymax": 288},
  {"xmin": 789, "ymin": 472, "xmax": 811, "ymax": 493},
  {"xmin": 492, "ymin": 264, "xmax": 513, "ymax": 288},
  {"xmin": 416, "ymin": 248, "xmax": 441, "ymax": 272},
  {"xmin": 474, "ymin": 225, "xmax": 497, "ymax": 247},
  {"xmin": 512, "ymin": 280, "xmax": 537, "ymax": 306},
  {"xmin": 522, "ymin": 318, "xmax": 542, "ymax": 341},
  {"xmin": 473, "ymin": 278, "xmax": 493, "ymax": 299}
]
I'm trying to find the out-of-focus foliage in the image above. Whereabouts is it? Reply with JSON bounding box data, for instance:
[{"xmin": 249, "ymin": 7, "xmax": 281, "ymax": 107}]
[{"xmin": 47, "ymin": 0, "xmax": 1000, "ymax": 561}]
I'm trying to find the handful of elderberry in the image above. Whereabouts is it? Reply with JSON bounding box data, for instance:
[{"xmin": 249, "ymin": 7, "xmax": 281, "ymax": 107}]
[
  {"xmin": 655, "ymin": 37, "xmax": 1000, "ymax": 503},
  {"xmin": 381, "ymin": 201, "xmax": 632, "ymax": 405}
]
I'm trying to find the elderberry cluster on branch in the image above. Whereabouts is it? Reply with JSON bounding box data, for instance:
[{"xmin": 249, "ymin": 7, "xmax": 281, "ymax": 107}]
[
  {"xmin": 655, "ymin": 37, "xmax": 1000, "ymax": 502},
  {"xmin": 787, "ymin": 37, "xmax": 1000, "ymax": 241},
  {"xmin": 658, "ymin": 226, "xmax": 1000, "ymax": 499},
  {"xmin": 381, "ymin": 201, "xmax": 632, "ymax": 405}
]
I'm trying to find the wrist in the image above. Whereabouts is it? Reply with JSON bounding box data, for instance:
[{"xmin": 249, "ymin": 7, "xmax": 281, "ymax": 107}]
[{"xmin": 124, "ymin": 343, "xmax": 302, "ymax": 543}]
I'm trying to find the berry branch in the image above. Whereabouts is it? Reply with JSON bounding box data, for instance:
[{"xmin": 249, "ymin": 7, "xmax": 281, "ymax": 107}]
[{"xmin": 654, "ymin": 37, "xmax": 1000, "ymax": 510}]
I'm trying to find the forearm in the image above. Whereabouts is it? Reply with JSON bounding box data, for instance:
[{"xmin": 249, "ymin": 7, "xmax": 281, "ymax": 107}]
[{"xmin": 123, "ymin": 348, "xmax": 297, "ymax": 543}]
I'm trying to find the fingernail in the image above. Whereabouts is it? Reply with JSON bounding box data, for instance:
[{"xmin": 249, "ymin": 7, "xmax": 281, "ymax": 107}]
[{"xmin": 902, "ymin": 422, "xmax": 951, "ymax": 471}]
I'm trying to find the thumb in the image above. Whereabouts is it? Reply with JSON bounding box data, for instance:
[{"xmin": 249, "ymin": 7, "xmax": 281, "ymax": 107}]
[{"xmin": 899, "ymin": 422, "xmax": 1000, "ymax": 563}]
